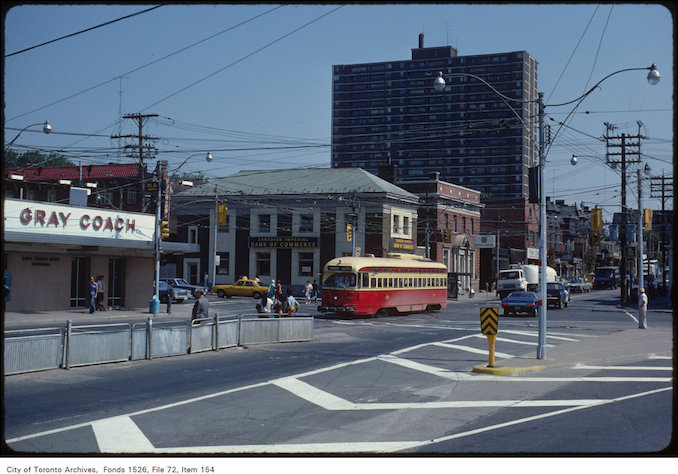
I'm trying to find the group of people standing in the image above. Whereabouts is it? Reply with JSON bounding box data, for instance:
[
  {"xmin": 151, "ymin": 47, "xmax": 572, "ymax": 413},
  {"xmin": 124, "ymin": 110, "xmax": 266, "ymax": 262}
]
[
  {"xmin": 255, "ymin": 279, "xmax": 317, "ymax": 317},
  {"xmin": 88, "ymin": 275, "xmax": 106, "ymax": 313}
]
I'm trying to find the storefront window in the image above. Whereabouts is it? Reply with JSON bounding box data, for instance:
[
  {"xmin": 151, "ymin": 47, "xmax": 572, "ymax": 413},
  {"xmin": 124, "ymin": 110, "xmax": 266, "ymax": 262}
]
[
  {"xmin": 217, "ymin": 252, "xmax": 229, "ymax": 275},
  {"xmin": 256, "ymin": 252, "xmax": 271, "ymax": 276},
  {"xmin": 299, "ymin": 252, "xmax": 313, "ymax": 276}
]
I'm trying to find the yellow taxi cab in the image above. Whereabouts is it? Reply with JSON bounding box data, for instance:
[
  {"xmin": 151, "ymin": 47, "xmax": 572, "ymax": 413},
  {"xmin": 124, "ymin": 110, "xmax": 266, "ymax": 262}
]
[{"xmin": 212, "ymin": 277, "xmax": 269, "ymax": 299}]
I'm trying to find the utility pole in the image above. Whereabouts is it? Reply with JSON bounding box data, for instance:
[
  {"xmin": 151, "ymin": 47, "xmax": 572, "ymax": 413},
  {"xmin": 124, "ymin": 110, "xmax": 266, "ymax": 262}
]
[
  {"xmin": 604, "ymin": 123, "xmax": 643, "ymax": 306},
  {"xmin": 650, "ymin": 172, "xmax": 673, "ymax": 293},
  {"xmin": 111, "ymin": 113, "xmax": 158, "ymax": 167}
]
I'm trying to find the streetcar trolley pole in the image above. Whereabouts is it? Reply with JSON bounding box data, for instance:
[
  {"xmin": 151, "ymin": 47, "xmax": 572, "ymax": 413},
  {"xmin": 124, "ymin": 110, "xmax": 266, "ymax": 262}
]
[{"xmin": 480, "ymin": 307, "xmax": 499, "ymax": 367}]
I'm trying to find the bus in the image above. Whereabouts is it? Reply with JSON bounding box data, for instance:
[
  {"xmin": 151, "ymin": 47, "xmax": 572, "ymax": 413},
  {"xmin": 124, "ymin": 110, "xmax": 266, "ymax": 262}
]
[
  {"xmin": 593, "ymin": 266, "xmax": 619, "ymax": 289},
  {"xmin": 318, "ymin": 253, "xmax": 448, "ymax": 316}
]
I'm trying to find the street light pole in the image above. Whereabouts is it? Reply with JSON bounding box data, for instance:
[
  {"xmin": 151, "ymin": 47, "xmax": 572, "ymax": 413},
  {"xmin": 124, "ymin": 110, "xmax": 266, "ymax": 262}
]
[
  {"xmin": 434, "ymin": 63, "xmax": 659, "ymax": 360},
  {"xmin": 537, "ymin": 92, "xmax": 548, "ymax": 359}
]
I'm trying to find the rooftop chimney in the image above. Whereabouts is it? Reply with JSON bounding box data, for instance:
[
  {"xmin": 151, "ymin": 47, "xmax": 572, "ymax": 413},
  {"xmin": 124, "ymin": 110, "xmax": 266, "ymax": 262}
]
[{"xmin": 418, "ymin": 33, "xmax": 424, "ymax": 49}]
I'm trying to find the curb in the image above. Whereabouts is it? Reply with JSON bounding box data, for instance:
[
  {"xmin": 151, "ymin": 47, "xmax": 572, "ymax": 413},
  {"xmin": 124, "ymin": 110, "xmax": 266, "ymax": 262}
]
[{"xmin": 472, "ymin": 364, "xmax": 546, "ymax": 375}]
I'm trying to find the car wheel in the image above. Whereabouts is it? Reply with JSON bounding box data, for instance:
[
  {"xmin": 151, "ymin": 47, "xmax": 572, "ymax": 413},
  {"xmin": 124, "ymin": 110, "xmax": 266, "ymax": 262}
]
[
  {"xmin": 217, "ymin": 289, "xmax": 225, "ymax": 298},
  {"xmin": 176, "ymin": 299, "xmax": 184, "ymax": 304},
  {"xmin": 252, "ymin": 291, "xmax": 261, "ymax": 299},
  {"xmin": 557, "ymin": 300, "xmax": 561, "ymax": 309},
  {"xmin": 530, "ymin": 308, "xmax": 537, "ymax": 317}
]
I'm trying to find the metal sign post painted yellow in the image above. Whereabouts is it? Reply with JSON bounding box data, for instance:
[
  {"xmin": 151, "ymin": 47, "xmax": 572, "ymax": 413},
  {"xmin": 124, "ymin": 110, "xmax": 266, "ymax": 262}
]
[{"xmin": 480, "ymin": 307, "xmax": 499, "ymax": 367}]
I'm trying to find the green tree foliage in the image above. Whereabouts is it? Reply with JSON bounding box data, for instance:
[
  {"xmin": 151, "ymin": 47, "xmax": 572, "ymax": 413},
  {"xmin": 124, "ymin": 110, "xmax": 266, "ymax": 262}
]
[{"xmin": 4, "ymin": 149, "xmax": 74, "ymax": 168}]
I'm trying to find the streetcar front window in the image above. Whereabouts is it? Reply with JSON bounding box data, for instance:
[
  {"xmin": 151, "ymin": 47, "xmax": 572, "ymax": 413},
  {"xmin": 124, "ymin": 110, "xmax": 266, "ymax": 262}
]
[{"xmin": 323, "ymin": 273, "xmax": 356, "ymax": 289}]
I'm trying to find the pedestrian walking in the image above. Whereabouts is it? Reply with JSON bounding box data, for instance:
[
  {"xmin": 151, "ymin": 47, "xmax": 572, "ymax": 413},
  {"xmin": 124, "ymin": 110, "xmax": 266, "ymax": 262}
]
[
  {"xmin": 269, "ymin": 279, "xmax": 276, "ymax": 299},
  {"xmin": 95, "ymin": 275, "xmax": 106, "ymax": 311},
  {"xmin": 304, "ymin": 280, "xmax": 313, "ymax": 304},
  {"xmin": 88, "ymin": 276, "xmax": 97, "ymax": 314},
  {"xmin": 312, "ymin": 279, "xmax": 319, "ymax": 302},
  {"xmin": 204, "ymin": 272, "xmax": 209, "ymax": 292},
  {"xmin": 638, "ymin": 287, "xmax": 648, "ymax": 329},
  {"xmin": 166, "ymin": 283, "xmax": 174, "ymax": 315}
]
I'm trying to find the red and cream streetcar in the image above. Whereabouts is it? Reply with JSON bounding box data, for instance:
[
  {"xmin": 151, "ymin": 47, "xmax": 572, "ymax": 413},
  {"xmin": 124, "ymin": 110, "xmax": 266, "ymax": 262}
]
[{"xmin": 318, "ymin": 253, "xmax": 448, "ymax": 316}]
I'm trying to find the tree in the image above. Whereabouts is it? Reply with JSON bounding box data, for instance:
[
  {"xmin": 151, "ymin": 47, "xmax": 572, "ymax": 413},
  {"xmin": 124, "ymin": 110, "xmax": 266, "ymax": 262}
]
[{"xmin": 3, "ymin": 149, "xmax": 74, "ymax": 168}]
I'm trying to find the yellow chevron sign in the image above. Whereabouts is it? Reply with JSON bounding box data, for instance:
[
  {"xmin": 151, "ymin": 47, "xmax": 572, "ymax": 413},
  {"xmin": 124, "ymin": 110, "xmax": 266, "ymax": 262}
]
[{"xmin": 480, "ymin": 307, "xmax": 499, "ymax": 335}]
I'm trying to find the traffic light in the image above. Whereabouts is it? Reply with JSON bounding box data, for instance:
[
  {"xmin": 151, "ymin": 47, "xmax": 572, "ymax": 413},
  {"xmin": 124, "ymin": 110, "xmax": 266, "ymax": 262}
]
[
  {"xmin": 160, "ymin": 220, "xmax": 170, "ymax": 239},
  {"xmin": 643, "ymin": 208, "xmax": 653, "ymax": 231},
  {"xmin": 217, "ymin": 203, "xmax": 228, "ymax": 226},
  {"xmin": 346, "ymin": 224, "xmax": 353, "ymax": 242},
  {"xmin": 442, "ymin": 229, "xmax": 451, "ymax": 243},
  {"xmin": 590, "ymin": 208, "xmax": 603, "ymax": 231},
  {"xmin": 592, "ymin": 232, "xmax": 601, "ymax": 246}
]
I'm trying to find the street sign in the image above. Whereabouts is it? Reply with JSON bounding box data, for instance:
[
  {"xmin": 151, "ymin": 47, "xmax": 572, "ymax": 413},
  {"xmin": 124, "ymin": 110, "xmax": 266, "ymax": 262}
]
[
  {"xmin": 480, "ymin": 307, "xmax": 498, "ymax": 335},
  {"xmin": 480, "ymin": 307, "xmax": 499, "ymax": 367}
]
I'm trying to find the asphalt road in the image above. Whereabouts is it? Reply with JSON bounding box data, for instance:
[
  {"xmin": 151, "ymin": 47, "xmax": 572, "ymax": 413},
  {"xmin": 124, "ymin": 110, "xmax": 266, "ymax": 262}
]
[{"xmin": 3, "ymin": 289, "xmax": 674, "ymax": 456}]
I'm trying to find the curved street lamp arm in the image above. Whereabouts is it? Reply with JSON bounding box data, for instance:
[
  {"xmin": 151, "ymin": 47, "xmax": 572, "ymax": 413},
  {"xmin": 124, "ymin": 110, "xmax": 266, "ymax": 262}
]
[
  {"xmin": 7, "ymin": 121, "xmax": 51, "ymax": 146},
  {"xmin": 546, "ymin": 65, "xmax": 657, "ymax": 108},
  {"xmin": 435, "ymin": 72, "xmax": 529, "ymax": 129}
]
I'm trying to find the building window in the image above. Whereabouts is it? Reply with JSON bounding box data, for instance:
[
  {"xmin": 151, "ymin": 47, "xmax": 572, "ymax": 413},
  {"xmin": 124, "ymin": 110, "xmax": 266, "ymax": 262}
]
[
  {"xmin": 217, "ymin": 252, "xmax": 229, "ymax": 275},
  {"xmin": 299, "ymin": 214, "xmax": 314, "ymax": 233},
  {"xmin": 256, "ymin": 252, "xmax": 271, "ymax": 276},
  {"xmin": 126, "ymin": 188, "xmax": 137, "ymax": 204},
  {"xmin": 258, "ymin": 214, "xmax": 271, "ymax": 233},
  {"xmin": 470, "ymin": 219, "xmax": 474, "ymax": 235},
  {"xmin": 188, "ymin": 226, "xmax": 198, "ymax": 244},
  {"xmin": 462, "ymin": 217, "xmax": 466, "ymax": 233},
  {"xmin": 393, "ymin": 215, "xmax": 400, "ymax": 233},
  {"xmin": 453, "ymin": 216, "xmax": 458, "ymax": 233},
  {"xmin": 403, "ymin": 216, "xmax": 410, "ymax": 236},
  {"xmin": 47, "ymin": 189, "xmax": 56, "ymax": 202},
  {"xmin": 444, "ymin": 214, "xmax": 449, "ymax": 229},
  {"xmin": 26, "ymin": 189, "xmax": 36, "ymax": 200},
  {"xmin": 299, "ymin": 252, "xmax": 314, "ymax": 276}
]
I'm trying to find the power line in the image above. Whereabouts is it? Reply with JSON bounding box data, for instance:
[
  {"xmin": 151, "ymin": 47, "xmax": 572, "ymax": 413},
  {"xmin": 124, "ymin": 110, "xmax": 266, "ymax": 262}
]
[{"xmin": 4, "ymin": 5, "xmax": 164, "ymax": 57}]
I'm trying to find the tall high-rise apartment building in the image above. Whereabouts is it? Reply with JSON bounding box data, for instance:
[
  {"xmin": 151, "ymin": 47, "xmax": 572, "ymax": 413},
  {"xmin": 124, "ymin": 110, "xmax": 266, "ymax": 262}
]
[{"xmin": 331, "ymin": 34, "xmax": 539, "ymax": 202}]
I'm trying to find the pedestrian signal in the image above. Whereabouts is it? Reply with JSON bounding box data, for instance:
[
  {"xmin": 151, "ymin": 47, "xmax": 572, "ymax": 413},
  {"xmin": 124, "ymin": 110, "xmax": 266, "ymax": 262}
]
[{"xmin": 346, "ymin": 224, "xmax": 353, "ymax": 242}]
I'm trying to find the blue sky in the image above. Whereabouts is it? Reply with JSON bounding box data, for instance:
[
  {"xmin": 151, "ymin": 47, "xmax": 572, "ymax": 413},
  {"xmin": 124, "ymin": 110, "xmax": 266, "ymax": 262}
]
[{"xmin": 4, "ymin": 3, "xmax": 674, "ymax": 214}]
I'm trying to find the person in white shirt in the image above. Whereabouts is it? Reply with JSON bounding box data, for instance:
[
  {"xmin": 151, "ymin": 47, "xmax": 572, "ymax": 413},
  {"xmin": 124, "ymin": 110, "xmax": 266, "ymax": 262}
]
[
  {"xmin": 256, "ymin": 295, "xmax": 273, "ymax": 315},
  {"xmin": 638, "ymin": 287, "xmax": 648, "ymax": 329}
]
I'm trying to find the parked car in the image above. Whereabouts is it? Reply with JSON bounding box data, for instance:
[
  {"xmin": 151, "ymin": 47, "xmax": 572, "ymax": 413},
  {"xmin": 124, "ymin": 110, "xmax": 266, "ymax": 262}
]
[
  {"xmin": 547, "ymin": 281, "xmax": 569, "ymax": 309},
  {"xmin": 160, "ymin": 278, "xmax": 207, "ymax": 297},
  {"xmin": 212, "ymin": 277, "xmax": 269, "ymax": 299},
  {"xmin": 156, "ymin": 281, "xmax": 192, "ymax": 304},
  {"xmin": 569, "ymin": 278, "xmax": 592, "ymax": 293},
  {"xmin": 501, "ymin": 291, "xmax": 539, "ymax": 317}
]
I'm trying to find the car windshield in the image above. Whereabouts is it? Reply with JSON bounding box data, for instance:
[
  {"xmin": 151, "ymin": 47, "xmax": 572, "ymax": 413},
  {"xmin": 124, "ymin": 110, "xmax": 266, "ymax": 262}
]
[
  {"xmin": 509, "ymin": 292, "xmax": 532, "ymax": 298},
  {"xmin": 323, "ymin": 273, "xmax": 356, "ymax": 288},
  {"xmin": 547, "ymin": 283, "xmax": 561, "ymax": 289},
  {"xmin": 176, "ymin": 279, "xmax": 190, "ymax": 285},
  {"xmin": 501, "ymin": 271, "xmax": 520, "ymax": 279}
]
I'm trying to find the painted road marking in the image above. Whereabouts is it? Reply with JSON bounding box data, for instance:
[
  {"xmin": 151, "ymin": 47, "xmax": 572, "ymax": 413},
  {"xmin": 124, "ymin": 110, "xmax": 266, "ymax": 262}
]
[
  {"xmin": 432, "ymin": 342, "xmax": 515, "ymax": 359},
  {"xmin": 91, "ymin": 416, "xmax": 154, "ymax": 453},
  {"xmin": 472, "ymin": 334, "xmax": 554, "ymax": 347},
  {"xmin": 573, "ymin": 363, "xmax": 673, "ymax": 371},
  {"xmin": 7, "ymin": 333, "xmax": 672, "ymax": 454}
]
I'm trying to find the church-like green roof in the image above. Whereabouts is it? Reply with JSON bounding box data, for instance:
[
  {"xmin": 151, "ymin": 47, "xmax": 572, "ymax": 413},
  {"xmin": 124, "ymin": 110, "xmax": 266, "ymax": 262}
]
[{"xmin": 177, "ymin": 168, "xmax": 418, "ymax": 201}]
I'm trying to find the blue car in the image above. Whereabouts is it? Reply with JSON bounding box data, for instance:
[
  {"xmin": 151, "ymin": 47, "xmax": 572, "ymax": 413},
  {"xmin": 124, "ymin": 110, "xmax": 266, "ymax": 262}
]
[
  {"xmin": 501, "ymin": 291, "xmax": 539, "ymax": 317},
  {"xmin": 160, "ymin": 278, "xmax": 207, "ymax": 297}
]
